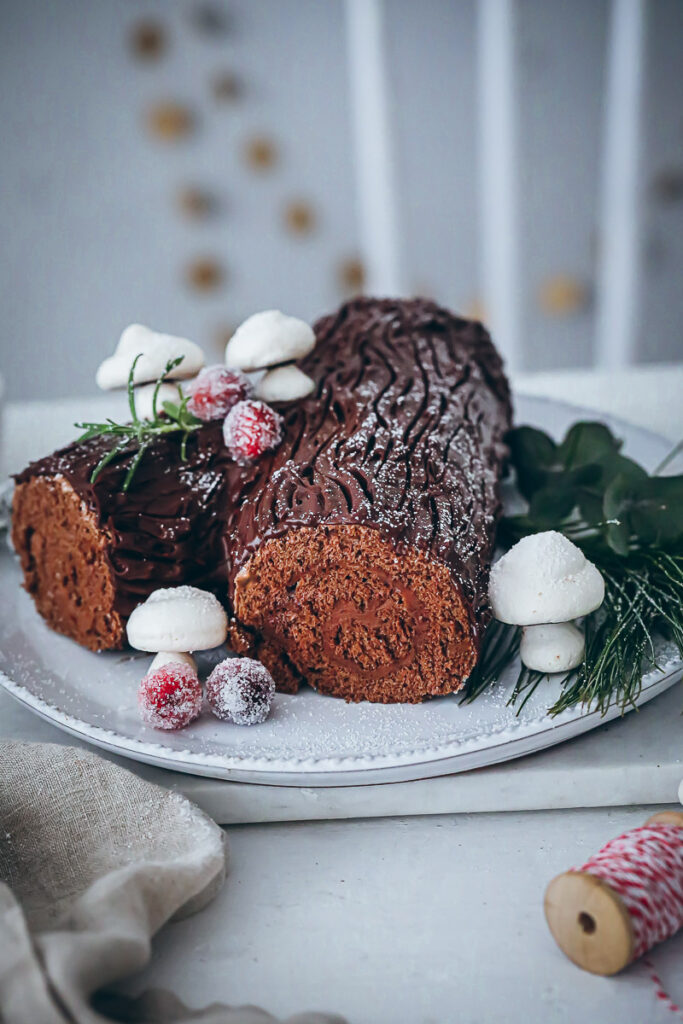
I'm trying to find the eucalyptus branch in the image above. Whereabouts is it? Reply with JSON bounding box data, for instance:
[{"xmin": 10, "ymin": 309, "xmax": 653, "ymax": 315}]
[{"xmin": 654, "ymin": 438, "xmax": 683, "ymax": 476}]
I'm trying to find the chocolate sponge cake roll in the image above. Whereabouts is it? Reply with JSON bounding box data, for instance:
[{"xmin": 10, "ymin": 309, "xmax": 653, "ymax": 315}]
[
  {"xmin": 228, "ymin": 298, "xmax": 512, "ymax": 701},
  {"xmin": 11, "ymin": 429, "xmax": 235, "ymax": 653},
  {"xmin": 12, "ymin": 298, "xmax": 511, "ymax": 703}
]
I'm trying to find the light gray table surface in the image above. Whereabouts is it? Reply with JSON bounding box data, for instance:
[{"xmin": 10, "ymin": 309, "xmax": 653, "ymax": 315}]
[{"xmin": 1, "ymin": 366, "xmax": 682, "ymax": 1023}]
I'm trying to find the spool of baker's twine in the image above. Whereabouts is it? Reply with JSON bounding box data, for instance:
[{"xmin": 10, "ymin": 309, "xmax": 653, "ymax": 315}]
[{"xmin": 545, "ymin": 811, "xmax": 683, "ymax": 1017}]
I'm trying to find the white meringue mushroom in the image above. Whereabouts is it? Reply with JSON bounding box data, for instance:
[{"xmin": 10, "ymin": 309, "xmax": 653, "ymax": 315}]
[
  {"xmin": 520, "ymin": 622, "xmax": 585, "ymax": 673},
  {"xmin": 225, "ymin": 310, "xmax": 315, "ymax": 371},
  {"xmin": 127, "ymin": 586, "xmax": 228, "ymax": 653},
  {"xmin": 255, "ymin": 364, "xmax": 315, "ymax": 403},
  {"xmin": 96, "ymin": 324, "xmax": 205, "ymax": 390},
  {"xmin": 489, "ymin": 530, "xmax": 604, "ymax": 625},
  {"xmin": 133, "ymin": 382, "xmax": 183, "ymax": 420},
  {"xmin": 149, "ymin": 650, "xmax": 197, "ymax": 673}
]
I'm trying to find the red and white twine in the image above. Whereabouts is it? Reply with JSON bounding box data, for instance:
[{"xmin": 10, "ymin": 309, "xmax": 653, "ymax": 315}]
[
  {"xmin": 575, "ymin": 822, "xmax": 683, "ymax": 1018},
  {"xmin": 577, "ymin": 823, "xmax": 683, "ymax": 960},
  {"xmin": 645, "ymin": 957, "xmax": 683, "ymax": 1021}
]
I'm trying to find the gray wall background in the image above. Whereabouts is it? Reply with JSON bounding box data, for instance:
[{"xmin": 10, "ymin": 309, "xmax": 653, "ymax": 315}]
[{"xmin": 1, "ymin": 0, "xmax": 682, "ymax": 401}]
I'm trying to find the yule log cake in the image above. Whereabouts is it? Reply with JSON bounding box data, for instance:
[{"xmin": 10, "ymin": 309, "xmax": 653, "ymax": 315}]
[{"xmin": 12, "ymin": 297, "xmax": 512, "ymax": 703}]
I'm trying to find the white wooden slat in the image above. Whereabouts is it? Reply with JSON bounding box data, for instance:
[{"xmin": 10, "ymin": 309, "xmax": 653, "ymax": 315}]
[
  {"xmin": 344, "ymin": 0, "xmax": 404, "ymax": 296},
  {"xmin": 477, "ymin": 0, "xmax": 521, "ymax": 370},
  {"xmin": 596, "ymin": 0, "xmax": 646, "ymax": 368}
]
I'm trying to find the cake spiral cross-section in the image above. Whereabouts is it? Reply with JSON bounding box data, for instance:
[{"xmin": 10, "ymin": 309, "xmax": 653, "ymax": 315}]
[{"xmin": 12, "ymin": 298, "xmax": 512, "ymax": 703}]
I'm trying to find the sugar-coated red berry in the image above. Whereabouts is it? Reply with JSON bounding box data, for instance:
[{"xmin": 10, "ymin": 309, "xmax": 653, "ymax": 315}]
[
  {"xmin": 222, "ymin": 399, "xmax": 283, "ymax": 464},
  {"xmin": 205, "ymin": 657, "xmax": 275, "ymax": 725},
  {"xmin": 186, "ymin": 365, "xmax": 253, "ymax": 421},
  {"xmin": 138, "ymin": 663, "xmax": 202, "ymax": 730}
]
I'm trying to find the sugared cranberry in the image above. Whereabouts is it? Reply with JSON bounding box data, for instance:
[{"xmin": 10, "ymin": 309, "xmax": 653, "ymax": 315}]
[
  {"xmin": 205, "ymin": 657, "xmax": 275, "ymax": 725},
  {"xmin": 223, "ymin": 399, "xmax": 283, "ymax": 464},
  {"xmin": 138, "ymin": 662, "xmax": 202, "ymax": 730},
  {"xmin": 186, "ymin": 365, "xmax": 253, "ymax": 421}
]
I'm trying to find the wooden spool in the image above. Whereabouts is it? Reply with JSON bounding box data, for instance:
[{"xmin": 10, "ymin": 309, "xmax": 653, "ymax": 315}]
[{"xmin": 544, "ymin": 811, "xmax": 683, "ymax": 976}]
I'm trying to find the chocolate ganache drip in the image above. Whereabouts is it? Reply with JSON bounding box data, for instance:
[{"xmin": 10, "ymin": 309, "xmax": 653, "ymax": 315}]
[{"xmin": 14, "ymin": 298, "xmax": 512, "ymax": 694}]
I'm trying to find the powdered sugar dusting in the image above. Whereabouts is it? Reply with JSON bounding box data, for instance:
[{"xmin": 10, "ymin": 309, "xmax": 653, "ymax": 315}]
[
  {"xmin": 127, "ymin": 585, "xmax": 228, "ymax": 653},
  {"xmin": 143, "ymin": 586, "xmax": 223, "ymax": 611},
  {"xmin": 222, "ymin": 399, "xmax": 283, "ymax": 464},
  {"xmin": 489, "ymin": 530, "xmax": 605, "ymax": 624},
  {"xmin": 186, "ymin": 365, "xmax": 252, "ymax": 421},
  {"xmin": 497, "ymin": 531, "xmax": 586, "ymax": 580},
  {"xmin": 206, "ymin": 657, "xmax": 275, "ymax": 726},
  {"xmin": 138, "ymin": 663, "xmax": 202, "ymax": 730}
]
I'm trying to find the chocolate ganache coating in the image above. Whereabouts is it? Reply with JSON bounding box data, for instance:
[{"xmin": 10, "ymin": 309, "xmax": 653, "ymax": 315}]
[
  {"xmin": 228, "ymin": 297, "xmax": 511, "ymax": 612},
  {"xmin": 14, "ymin": 298, "xmax": 511, "ymax": 695}
]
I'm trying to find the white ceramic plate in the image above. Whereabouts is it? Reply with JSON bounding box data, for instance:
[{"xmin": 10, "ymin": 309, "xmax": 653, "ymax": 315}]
[{"xmin": 1, "ymin": 395, "xmax": 681, "ymax": 786}]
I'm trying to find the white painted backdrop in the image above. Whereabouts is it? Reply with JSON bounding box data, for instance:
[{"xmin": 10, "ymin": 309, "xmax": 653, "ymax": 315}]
[{"xmin": 0, "ymin": 0, "xmax": 682, "ymax": 400}]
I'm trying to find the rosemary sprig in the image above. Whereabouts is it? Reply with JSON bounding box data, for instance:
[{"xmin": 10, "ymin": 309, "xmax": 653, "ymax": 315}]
[
  {"xmin": 465, "ymin": 421, "xmax": 683, "ymax": 716},
  {"xmin": 74, "ymin": 355, "xmax": 201, "ymax": 492}
]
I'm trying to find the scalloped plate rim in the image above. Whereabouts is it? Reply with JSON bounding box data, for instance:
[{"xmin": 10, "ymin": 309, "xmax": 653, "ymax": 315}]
[{"xmin": 0, "ymin": 661, "xmax": 680, "ymax": 787}]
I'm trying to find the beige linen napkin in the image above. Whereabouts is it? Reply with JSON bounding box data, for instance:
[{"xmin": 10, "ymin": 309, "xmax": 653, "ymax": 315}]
[{"xmin": 0, "ymin": 741, "xmax": 345, "ymax": 1024}]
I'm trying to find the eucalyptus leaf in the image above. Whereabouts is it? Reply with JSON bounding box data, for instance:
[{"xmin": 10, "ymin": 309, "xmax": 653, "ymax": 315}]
[
  {"xmin": 507, "ymin": 426, "xmax": 557, "ymax": 499},
  {"xmin": 528, "ymin": 486, "xmax": 577, "ymax": 524},
  {"xmin": 557, "ymin": 421, "xmax": 622, "ymax": 468},
  {"xmin": 594, "ymin": 452, "xmax": 648, "ymax": 489},
  {"xmin": 506, "ymin": 419, "xmax": 683, "ymax": 554},
  {"xmin": 628, "ymin": 476, "xmax": 683, "ymax": 545},
  {"xmin": 576, "ymin": 490, "xmax": 604, "ymax": 527},
  {"xmin": 526, "ymin": 464, "xmax": 601, "ymax": 524},
  {"xmin": 603, "ymin": 472, "xmax": 683, "ymax": 550},
  {"xmin": 602, "ymin": 474, "xmax": 636, "ymax": 554},
  {"xmin": 605, "ymin": 517, "xmax": 631, "ymax": 556}
]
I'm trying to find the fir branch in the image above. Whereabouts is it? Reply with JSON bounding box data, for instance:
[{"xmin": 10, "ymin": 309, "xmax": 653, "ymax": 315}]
[
  {"xmin": 460, "ymin": 619, "xmax": 520, "ymax": 703},
  {"xmin": 548, "ymin": 549, "xmax": 683, "ymax": 716}
]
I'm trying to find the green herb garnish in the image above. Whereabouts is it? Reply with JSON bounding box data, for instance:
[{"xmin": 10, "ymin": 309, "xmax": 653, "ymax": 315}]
[
  {"xmin": 463, "ymin": 421, "xmax": 683, "ymax": 716},
  {"xmin": 74, "ymin": 355, "xmax": 201, "ymax": 492}
]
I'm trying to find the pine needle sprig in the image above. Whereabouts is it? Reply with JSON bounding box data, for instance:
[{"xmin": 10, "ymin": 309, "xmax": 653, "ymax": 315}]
[
  {"xmin": 74, "ymin": 355, "xmax": 201, "ymax": 492},
  {"xmin": 547, "ymin": 549, "xmax": 683, "ymax": 715},
  {"xmin": 465, "ymin": 421, "xmax": 683, "ymax": 716},
  {"xmin": 506, "ymin": 667, "xmax": 545, "ymax": 715},
  {"xmin": 460, "ymin": 619, "xmax": 520, "ymax": 703}
]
